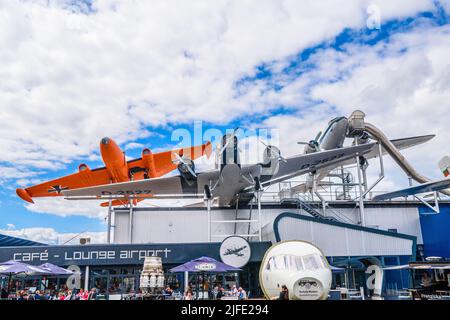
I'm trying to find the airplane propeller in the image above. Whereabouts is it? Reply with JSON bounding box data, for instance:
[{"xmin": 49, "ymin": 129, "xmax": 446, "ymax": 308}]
[
  {"xmin": 259, "ymin": 139, "xmax": 287, "ymax": 163},
  {"xmin": 172, "ymin": 152, "xmax": 197, "ymax": 177},
  {"xmin": 297, "ymin": 131, "xmax": 322, "ymax": 152}
]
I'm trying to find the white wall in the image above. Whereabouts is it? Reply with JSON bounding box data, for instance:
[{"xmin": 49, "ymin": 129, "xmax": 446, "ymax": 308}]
[{"xmin": 113, "ymin": 204, "xmax": 422, "ymax": 247}]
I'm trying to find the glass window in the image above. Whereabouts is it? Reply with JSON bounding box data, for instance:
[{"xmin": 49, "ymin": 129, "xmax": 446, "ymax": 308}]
[
  {"xmin": 303, "ymin": 254, "xmax": 321, "ymax": 270},
  {"xmin": 294, "ymin": 256, "xmax": 304, "ymax": 271},
  {"xmin": 274, "ymin": 255, "xmax": 287, "ymax": 270},
  {"xmin": 267, "ymin": 257, "xmax": 275, "ymax": 271}
]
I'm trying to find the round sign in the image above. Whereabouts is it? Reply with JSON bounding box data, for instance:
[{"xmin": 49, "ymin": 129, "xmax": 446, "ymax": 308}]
[{"xmin": 220, "ymin": 236, "xmax": 251, "ymax": 268}]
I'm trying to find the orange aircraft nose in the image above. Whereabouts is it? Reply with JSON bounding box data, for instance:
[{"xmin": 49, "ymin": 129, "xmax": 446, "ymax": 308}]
[
  {"xmin": 101, "ymin": 137, "xmax": 111, "ymax": 145},
  {"xmin": 16, "ymin": 188, "xmax": 34, "ymax": 203}
]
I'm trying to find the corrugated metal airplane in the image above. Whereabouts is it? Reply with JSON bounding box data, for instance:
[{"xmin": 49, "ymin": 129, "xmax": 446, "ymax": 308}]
[
  {"xmin": 16, "ymin": 137, "xmax": 212, "ymax": 207},
  {"xmin": 292, "ymin": 116, "xmax": 435, "ymax": 194},
  {"xmin": 62, "ymin": 133, "xmax": 378, "ymax": 206}
]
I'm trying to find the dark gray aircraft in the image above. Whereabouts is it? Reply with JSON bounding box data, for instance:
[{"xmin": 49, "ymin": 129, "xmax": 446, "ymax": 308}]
[
  {"xmin": 63, "ymin": 134, "xmax": 376, "ymax": 206},
  {"xmin": 293, "ymin": 116, "xmax": 434, "ymax": 194}
]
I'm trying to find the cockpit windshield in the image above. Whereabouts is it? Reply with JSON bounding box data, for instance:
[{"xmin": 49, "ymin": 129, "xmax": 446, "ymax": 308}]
[
  {"xmin": 266, "ymin": 253, "xmax": 326, "ymax": 271},
  {"xmin": 318, "ymin": 116, "xmax": 345, "ymax": 144}
]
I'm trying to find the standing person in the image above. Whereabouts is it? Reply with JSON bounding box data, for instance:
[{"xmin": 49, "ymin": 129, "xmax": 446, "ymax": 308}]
[{"xmin": 278, "ymin": 285, "xmax": 289, "ymax": 300}]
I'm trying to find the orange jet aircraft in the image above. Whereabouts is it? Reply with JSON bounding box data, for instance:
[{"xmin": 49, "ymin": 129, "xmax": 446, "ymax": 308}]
[{"xmin": 16, "ymin": 137, "xmax": 212, "ymax": 207}]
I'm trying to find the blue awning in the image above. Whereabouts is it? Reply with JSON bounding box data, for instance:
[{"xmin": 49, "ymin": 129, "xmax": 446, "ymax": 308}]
[{"xmin": 0, "ymin": 233, "xmax": 46, "ymax": 247}]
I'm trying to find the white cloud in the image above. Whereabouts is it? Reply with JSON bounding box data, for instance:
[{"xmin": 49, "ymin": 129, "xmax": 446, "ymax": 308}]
[
  {"xmin": 124, "ymin": 142, "xmax": 145, "ymax": 151},
  {"xmin": 25, "ymin": 197, "xmax": 107, "ymax": 219},
  {"xmin": 0, "ymin": 0, "xmax": 447, "ymax": 221},
  {"xmin": 0, "ymin": 226, "xmax": 106, "ymax": 245},
  {"xmin": 0, "ymin": 0, "xmax": 436, "ymax": 169}
]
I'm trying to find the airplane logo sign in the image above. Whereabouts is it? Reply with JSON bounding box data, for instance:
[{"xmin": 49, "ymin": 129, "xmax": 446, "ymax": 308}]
[{"xmin": 223, "ymin": 246, "xmax": 248, "ymax": 257}]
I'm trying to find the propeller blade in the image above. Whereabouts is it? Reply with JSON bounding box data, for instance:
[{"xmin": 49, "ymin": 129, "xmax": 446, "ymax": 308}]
[
  {"xmin": 259, "ymin": 139, "xmax": 287, "ymax": 163},
  {"xmin": 172, "ymin": 152, "xmax": 197, "ymax": 177},
  {"xmin": 186, "ymin": 164, "xmax": 197, "ymax": 178}
]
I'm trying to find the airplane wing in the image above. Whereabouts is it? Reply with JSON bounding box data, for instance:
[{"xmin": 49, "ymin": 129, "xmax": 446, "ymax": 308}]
[
  {"xmin": 290, "ymin": 135, "xmax": 434, "ymax": 193},
  {"xmin": 62, "ymin": 169, "xmax": 221, "ymax": 198},
  {"xmin": 259, "ymin": 143, "xmax": 375, "ymax": 187},
  {"xmin": 126, "ymin": 141, "xmax": 212, "ymax": 178},
  {"xmin": 63, "ymin": 144, "xmax": 374, "ymax": 199},
  {"xmin": 16, "ymin": 167, "xmax": 111, "ymax": 203},
  {"xmin": 372, "ymin": 178, "xmax": 450, "ymax": 201}
]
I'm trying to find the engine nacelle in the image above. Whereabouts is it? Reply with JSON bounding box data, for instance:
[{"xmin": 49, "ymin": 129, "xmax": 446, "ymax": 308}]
[
  {"xmin": 78, "ymin": 164, "xmax": 91, "ymax": 172},
  {"xmin": 356, "ymin": 131, "xmax": 370, "ymax": 145},
  {"xmin": 142, "ymin": 148, "xmax": 157, "ymax": 178},
  {"xmin": 261, "ymin": 145, "xmax": 280, "ymax": 176},
  {"xmin": 177, "ymin": 159, "xmax": 196, "ymax": 185},
  {"xmin": 303, "ymin": 141, "xmax": 319, "ymax": 154}
]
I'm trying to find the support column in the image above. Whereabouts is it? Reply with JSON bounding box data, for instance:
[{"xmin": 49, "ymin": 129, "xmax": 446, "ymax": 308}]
[
  {"xmin": 206, "ymin": 199, "xmax": 211, "ymax": 242},
  {"xmin": 354, "ymin": 138, "xmax": 366, "ymax": 226},
  {"xmin": 107, "ymin": 198, "xmax": 112, "ymax": 244},
  {"xmin": 84, "ymin": 265, "xmax": 90, "ymax": 290},
  {"xmin": 184, "ymin": 271, "xmax": 189, "ymax": 294},
  {"xmin": 129, "ymin": 201, "xmax": 134, "ymax": 244},
  {"xmin": 257, "ymin": 190, "xmax": 262, "ymax": 242}
]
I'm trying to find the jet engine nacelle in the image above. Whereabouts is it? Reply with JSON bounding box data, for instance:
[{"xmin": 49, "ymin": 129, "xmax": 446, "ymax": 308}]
[
  {"xmin": 260, "ymin": 241, "xmax": 332, "ymax": 300},
  {"xmin": 142, "ymin": 148, "xmax": 157, "ymax": 178}
]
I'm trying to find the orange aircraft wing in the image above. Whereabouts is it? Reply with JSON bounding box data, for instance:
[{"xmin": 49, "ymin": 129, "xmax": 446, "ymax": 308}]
[
  {"xmin": 16, "ymin": 167, "xmax": 111, "ymax": 203},
  {"xmin": 126, "ymin": 141, "xmax": 212, "ymax": 177}
]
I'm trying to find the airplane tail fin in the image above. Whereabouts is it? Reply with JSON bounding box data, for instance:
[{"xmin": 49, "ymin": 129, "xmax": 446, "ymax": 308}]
[{"xmin": 438, "ymin": 156, "xmax": 450, "ymax": 177}]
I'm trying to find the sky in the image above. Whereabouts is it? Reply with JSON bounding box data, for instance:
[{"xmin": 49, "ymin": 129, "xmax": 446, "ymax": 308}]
[{"xmin": 0, "ymin": 0, "xmax": 449, "ymax": 245}]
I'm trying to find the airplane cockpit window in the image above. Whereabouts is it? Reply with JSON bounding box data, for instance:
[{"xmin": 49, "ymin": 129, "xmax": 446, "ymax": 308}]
[
  {"xmin": 274, "ymin": 255, "xmax": 288, "ymax": 270},
  {"xmin": 302, "ymin": 254, "xmax": 324, "ymax": 270},
  {"xmin": 267, "ymin": 257, "xmax": 276, "ymax": 271},
  {"xmin": 266, "ymin": 254, "xmax": 326, "ymax": 271}
]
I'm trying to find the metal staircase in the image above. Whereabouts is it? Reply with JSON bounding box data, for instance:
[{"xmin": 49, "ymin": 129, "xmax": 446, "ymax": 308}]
[{"xmin": 297, "ymin": 198, "xmax": 338, "ymax": 222}]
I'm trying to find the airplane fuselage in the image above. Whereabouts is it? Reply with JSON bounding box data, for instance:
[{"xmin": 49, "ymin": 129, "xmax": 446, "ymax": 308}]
[
  {"xmin": 318, "ymin": 117, "xmax": 348, "ymax": 151},
  {"xmin": 100, "ymin": 137, "xmax": 130, "ymax": 183}
]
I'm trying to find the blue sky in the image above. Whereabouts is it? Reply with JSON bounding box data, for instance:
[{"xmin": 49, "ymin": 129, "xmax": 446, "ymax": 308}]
[{"xmin": 0, "ymin": 0, "xmax": 449, "ymax": 244}]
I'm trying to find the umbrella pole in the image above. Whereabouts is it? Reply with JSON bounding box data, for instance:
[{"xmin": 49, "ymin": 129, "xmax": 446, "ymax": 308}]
[
  {"xmin": 202, "ymin": 272, "xmax": 205, "ymax": 300},
  {"xmin": 8, "ymin": 274, "xmax": 12, "ymax": 293}
]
